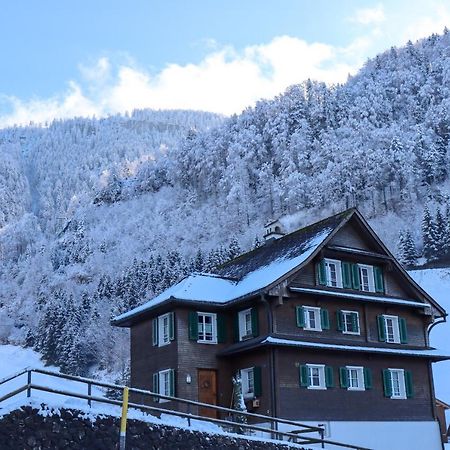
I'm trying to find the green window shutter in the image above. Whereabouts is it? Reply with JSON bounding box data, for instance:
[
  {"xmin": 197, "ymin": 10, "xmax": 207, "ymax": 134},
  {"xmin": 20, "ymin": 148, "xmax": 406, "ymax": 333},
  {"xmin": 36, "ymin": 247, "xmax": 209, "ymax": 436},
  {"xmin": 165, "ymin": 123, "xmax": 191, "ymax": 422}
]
[
  {"xmin": 299, "ymin": 365, "xmax": 309, "ymax": 387},
  {"xmin": 253, "ymin": 366, "xmax": 262, "ymax": 397},
  {"xmin": 321, "ymin": 309, "xmax": 330, "ymax": 330},
  {"xmin": 383, "ymin": 369, "xmax": 393, "ymax": 398},
  {"xmin": 351, "ymin": 312, "xmax": 359, "ymax": 332},
  {"xmin": 169, "ymin": 312, "xmax": 175, "ymax": 341},
  {"xmin": 217, "ymin": 314, "xmax": 226, "ymax": 343},
  {"xmin": 377, "ymin": 315, "xmax": 387, "ymax": 342},
  {"xmin": 374, "ymin": 266, "xmax": 385, "ymax": 293},
  {"xmin": 317, "ymin": 260, "xmax": 327, "ymax": 285},
  {"xmin": 325, "ymin": 366, "xmax": 334, "ymax": 388},
  {"xmin": 152, "ymin": 372, "xmax": 159, "ymax": 402},
  {"xmin": 399, "ymin": 318, "xmax": 408, "ymax": 344},
  {"xmin": 341, "ymin": 262, "xmax": 352, "ymax": 289},
  {"xmin": 251, "ymin": 308, "xmax": 259, "ymax": 337},
  {"xmin": 351, "ymin": 263, "xmax": 361, "ymax": 290},
  {"xmin": 405, "ymin": 371, "xmax": 414, "ymax": 398},
  {"xmin": 233, "ymin": 314, "xmax": 240, "ymax": 342},
  {"xmin": 188, "ymin": 311, "xmax": 198, "ymax": 341},
  {"xmin": 339, "ymin": 367, "xmax": 349, "ymax": 388},
  {"xmin": 296, "ymin": 306, "xmax": 305, "ymax": 328},
  {"xmin": 169, "ymin": 369, "xmax": 176, "ymax": 397},
  {"xmin": 152, "ymin": 318, "xmax": 159, "ymax": 346},
  {"xmin": 363, "ymin": 368, "xmax": 373, "ymax": 390},
  {"xmin": 336, "ymin": 310, "xmax": 344, "ymax": 331}
]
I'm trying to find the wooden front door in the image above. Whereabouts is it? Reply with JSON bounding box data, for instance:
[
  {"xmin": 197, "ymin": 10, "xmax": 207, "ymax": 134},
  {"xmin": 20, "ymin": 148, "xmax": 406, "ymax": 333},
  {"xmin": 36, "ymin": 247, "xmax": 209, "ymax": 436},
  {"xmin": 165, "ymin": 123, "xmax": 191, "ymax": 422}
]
[{"xmin": 197, "ymin": 369, "xmax": 218, "ymax": 418}]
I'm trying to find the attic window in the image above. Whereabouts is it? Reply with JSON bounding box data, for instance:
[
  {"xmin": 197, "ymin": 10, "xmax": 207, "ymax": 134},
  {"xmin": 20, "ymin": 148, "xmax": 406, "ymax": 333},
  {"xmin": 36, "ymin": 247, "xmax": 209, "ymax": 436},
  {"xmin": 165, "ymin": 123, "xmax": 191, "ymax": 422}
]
[{"xmin": 324, "ymin": 259, "xmax": 343, "ymax": 288}]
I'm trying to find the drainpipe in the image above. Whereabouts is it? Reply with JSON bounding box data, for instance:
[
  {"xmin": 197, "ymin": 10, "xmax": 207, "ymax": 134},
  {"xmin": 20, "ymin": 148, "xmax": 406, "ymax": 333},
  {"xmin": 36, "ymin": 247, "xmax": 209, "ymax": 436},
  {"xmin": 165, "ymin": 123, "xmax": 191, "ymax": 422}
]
[
  {"xmin": 260, "ymin": 294, "xmax": 277, "ymax": 435},
  {"xmin": 427, "ymin": 314, "xmax": 447, "ymax": 423}
]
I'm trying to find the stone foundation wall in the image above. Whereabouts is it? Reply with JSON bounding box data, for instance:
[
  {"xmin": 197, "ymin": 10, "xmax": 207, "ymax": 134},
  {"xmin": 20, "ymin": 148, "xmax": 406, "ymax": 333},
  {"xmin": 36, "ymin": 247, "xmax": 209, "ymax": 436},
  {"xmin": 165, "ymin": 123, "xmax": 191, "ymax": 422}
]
[{"xmin": 0, "ymin": 405, "xmax": 309, "ymax": 450}]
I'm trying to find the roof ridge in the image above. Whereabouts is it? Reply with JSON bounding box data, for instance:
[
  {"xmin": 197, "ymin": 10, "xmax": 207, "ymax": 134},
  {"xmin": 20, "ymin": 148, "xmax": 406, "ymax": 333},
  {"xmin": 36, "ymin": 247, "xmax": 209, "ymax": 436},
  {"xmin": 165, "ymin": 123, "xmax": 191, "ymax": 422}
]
[{"xmin": 215, "ymin": 208, "xmax": 355, "ymax": 274}]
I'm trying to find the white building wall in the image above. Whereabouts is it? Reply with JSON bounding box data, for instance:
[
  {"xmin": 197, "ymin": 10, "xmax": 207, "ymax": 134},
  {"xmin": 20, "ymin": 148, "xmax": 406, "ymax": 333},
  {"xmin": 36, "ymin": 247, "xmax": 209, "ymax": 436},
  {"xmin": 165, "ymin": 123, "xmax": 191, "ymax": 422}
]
[{"xmin": 276, "ymin": 420, "xmax": 442, "ymax": 450}]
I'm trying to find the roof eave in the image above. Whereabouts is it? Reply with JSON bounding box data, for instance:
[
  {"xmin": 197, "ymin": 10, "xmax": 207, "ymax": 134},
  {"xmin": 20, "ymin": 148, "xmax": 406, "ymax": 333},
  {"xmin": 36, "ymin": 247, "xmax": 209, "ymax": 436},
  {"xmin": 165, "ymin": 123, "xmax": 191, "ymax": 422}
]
[{"xmin": 351, "ymin": 210, "xmax": 447, "ymax": 317}]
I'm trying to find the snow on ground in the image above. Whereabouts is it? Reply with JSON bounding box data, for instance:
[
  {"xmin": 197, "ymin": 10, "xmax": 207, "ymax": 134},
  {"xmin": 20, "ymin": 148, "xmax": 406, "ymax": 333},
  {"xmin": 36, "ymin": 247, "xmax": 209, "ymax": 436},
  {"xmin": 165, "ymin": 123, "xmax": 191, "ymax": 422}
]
[{"xmin": 0, "ymin": 344, "xmax": 104, "ymax": 407}]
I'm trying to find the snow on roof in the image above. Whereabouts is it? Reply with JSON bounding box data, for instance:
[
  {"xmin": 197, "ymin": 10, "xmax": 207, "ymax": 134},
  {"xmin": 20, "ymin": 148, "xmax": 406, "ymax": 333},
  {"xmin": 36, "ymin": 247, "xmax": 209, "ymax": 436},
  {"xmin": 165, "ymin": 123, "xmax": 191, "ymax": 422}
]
[
  {"xmin": 262, "ymin": 337, "xmax": 450, "ymax": 360},
  {"xmin": 113, "ymin": 225, "xmax": 335, "ymax": 325},
  {"xmin": 290, "ymin": 287, "xmax": 431, "ymax": 309}
]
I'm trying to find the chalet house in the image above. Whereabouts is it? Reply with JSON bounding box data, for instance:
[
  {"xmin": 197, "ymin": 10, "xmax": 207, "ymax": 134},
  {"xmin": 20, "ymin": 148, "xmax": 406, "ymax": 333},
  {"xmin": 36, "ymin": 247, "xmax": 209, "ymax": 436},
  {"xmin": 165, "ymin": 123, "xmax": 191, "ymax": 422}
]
[{"xmin": 112, "ymin": 209, "xmax": 449, "ymax": 450}]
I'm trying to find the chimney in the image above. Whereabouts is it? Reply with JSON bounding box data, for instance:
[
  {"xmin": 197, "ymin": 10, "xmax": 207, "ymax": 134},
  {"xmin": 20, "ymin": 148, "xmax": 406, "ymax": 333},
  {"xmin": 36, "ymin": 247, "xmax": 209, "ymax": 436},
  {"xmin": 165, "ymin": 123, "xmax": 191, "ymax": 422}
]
[{"xmin": 263, "ymin": 219, "xmax": 285, "ymax": 243}]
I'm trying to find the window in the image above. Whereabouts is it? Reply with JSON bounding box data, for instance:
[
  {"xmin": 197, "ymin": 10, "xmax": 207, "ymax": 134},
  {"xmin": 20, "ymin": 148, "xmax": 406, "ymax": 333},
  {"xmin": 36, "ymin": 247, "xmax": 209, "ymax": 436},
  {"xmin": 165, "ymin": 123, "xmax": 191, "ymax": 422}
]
[
  {"xmin": 340, "ymin": 366, "xmax": 372, "ymax": 390},
  {"xmin": 307, "ymin": 364, "xmax": 326, "ymax": 390},
  {"xmin": 340, "ymin": 310, "xmax": 360, "ymax": 335},
  {"xmin": 240, "ymin": 367, "xmax": 262, "ymax": 399},
  {"xmin": 152, "ymin": 369, "xmax": 175, "ymax": 402},
  {"xmin": 241, "ymin": 368, "xmax": 255, "ymax": 399},
  {"xmin": 238, "ymin": 308, "xmax": 258, "ymax": 341},
  {"xmin": 159, "ymin": 314, "xmax": 170, "ymax": 345},
  {"xmin": 297, "ymin": 306, "xmax": 329, "ymax": 331},
  {"xmin": 384, "ymin": 369, "xmax": 409, "ymax": 399},
  {"xmin": 300, "ymin": 364, "xmax": 333, "ymax": 389},
  {"xmin": 324, "ymin": 259, "xmax": 342, "ymax": 288},
  {"xmin": 358, "ymin": 264, "xmax": 375, "ymax": 292},
  {"xmin": 152, "ymin": 312, "xmax": 175, "ymax": 347},
  {"xmin": 303, "ymin": 307, "xmax": 322, "ymax": 331},
  {"xmin": 378, "ymin": 315, "xmax": 408, "ymax": 344},
  {"xmin": 346, "ymin": 366, "xmax": 365, "ymax": 391},
  {"xmin": 197, "ymin": 312, "xmax": 217, "ymax": 343}
]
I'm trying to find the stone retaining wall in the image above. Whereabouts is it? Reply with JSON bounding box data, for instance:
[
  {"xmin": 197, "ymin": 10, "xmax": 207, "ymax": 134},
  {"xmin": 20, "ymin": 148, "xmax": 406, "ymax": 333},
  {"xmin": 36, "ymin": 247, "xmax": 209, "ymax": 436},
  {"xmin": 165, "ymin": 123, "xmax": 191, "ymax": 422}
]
[{"xmin": 0, "ymin": 405, "xmax": 310, "ymax": 450}]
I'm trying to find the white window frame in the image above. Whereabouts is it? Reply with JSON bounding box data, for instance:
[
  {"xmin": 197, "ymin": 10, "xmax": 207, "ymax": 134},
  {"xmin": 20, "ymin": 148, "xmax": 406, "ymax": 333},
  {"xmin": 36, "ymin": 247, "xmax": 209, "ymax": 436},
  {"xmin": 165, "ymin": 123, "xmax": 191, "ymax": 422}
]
[
  {"xmin": 306, "ymin": 364, "xmax": 326, "ymax": 390},
  {"xmin": 383, "ymin": 315, "xmax": 401, "ymax": 344},
  {"xmin": 342, "ymin": 310, "xmax": 360, "ymax": 335},
  {"xmin": 158, "ymin": 369, "xmax": 172, "ymax": 403},
  {"xmin": 303, "ymin": 306, "xmax": 322, "ymax": 332},
  {"xmin": 197, "ymin": 312, "xmax": 217, "ymax": 344},
  {"xmin": 238, "ymin": 308, "xmax": 253, "ymax": 341},
  {"xmin": 388, "ymin": 368, "xmax": 407, "ymax": 399},
  {"xmin": 241, "ymin": 367, "xmax": 255, "ymax": 399},
  {"xmin": 324, "ymin": 258, "xmax": 343, "ymax": 288},
  {"xmin": 346, "ymin": 366, "xmax": 365, "ymax": 391},
  {"xmin": 158, "ymin": 313, "xmax": 171, "ymax": 347},
  {"xmin": 358, "ymin": 264, "xmax": 375, "ymax": 292}
]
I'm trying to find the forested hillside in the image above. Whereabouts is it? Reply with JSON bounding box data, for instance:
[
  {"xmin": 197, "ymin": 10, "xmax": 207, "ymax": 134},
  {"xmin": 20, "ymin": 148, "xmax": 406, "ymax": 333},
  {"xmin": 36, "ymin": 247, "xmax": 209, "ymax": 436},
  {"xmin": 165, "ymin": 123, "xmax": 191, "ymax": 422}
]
[{"xmin": 1, "ymin": 31, "xmax": 450, "ymax": 381}]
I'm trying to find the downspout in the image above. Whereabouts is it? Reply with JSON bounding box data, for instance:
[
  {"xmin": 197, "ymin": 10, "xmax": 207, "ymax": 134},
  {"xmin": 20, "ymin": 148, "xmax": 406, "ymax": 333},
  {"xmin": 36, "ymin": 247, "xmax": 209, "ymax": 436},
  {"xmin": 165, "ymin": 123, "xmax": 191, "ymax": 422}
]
[
  {"xmin": 427, "ymin": 314, "xmax": 447, "ymax": 424},
  {"xmin": 428, "ymin": 314, "xmax": 447, "ymax": 336},
  {"xmin": 261, "ymin": 294, "xmax": 278, "ymax": 431}
]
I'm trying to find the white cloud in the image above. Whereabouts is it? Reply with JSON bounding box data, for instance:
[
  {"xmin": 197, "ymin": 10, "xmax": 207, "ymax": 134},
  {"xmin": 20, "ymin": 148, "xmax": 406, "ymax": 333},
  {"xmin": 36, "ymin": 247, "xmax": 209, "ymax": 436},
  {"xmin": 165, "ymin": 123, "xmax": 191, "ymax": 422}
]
[
  {"xmin": 0, "ymin": 36, "xmax": 361, "ymax": 127},
  {"xmin": 349, "ymin": 4, "xmax": 385, "ymax": 25},
  {"xmin": 400, "ymin": 3, "xmax": 450, "ymax": 43}
]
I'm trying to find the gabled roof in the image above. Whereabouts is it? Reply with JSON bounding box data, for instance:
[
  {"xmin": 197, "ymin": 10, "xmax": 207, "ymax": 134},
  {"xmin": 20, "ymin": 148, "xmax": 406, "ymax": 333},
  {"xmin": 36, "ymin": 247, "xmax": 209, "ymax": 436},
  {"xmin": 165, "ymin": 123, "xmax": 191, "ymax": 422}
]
[
  {"xmin": 112, "ymin": 208, "xmax": 446, "ymax": 327},
  {"xmin": 112, "ymin": 210, "xmax": 352, "ymax": 326}
]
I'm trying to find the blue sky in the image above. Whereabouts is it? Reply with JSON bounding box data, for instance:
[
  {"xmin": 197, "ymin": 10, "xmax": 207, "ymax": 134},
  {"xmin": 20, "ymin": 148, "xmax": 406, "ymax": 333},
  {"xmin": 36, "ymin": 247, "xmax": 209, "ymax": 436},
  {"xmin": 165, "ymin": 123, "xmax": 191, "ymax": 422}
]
[{"xmin": 1, "ymin": 0, "xmax": 450, "ymax": 126}]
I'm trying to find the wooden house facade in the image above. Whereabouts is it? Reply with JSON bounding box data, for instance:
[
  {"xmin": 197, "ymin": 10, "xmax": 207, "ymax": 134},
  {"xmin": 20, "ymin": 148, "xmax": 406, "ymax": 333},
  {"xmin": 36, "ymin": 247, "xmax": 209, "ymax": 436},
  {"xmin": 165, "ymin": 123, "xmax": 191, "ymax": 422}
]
[{"xmin": 113, "ymin": 209, "xmax": 449, "ymax": 449}]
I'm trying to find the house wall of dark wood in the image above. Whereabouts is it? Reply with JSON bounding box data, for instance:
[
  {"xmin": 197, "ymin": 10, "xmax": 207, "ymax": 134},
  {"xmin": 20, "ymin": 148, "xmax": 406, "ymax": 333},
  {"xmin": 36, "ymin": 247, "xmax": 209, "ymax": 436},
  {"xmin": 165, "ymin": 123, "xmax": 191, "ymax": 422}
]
[
  {"xmin": 271, "ymin": 293, "xmax": 428, "ymax": 347},
  {"xmin": 274, "ymin": 347, "xmax": 435, "ymax": 421}
]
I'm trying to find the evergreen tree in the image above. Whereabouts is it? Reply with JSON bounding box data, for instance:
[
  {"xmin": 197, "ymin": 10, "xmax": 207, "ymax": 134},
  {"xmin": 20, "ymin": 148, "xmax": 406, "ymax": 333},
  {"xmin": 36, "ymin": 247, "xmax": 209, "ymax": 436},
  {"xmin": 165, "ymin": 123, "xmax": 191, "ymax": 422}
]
[
  {"xmin": 397, "ymin": 230, "xmax": 418, "ymax": 267},
  {"xmin": 231, "ymin": 374, "xmax": 247, "ymax": 434},
  {"xmin": 422, "ymin": 206, "xmax": 438, "ymax": 261}
]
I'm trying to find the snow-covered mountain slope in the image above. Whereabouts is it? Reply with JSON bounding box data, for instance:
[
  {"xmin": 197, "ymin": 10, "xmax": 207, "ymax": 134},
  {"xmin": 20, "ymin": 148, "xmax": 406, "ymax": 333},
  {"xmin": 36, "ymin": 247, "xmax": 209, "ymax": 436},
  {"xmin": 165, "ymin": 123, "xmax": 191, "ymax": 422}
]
[
  {"xmin": 409, "ymin": 268, "xmax": 450, "ymax": 404},
  {"xmin": 2, "ymin": 31, "xmax": 450, "ymax": 380}
]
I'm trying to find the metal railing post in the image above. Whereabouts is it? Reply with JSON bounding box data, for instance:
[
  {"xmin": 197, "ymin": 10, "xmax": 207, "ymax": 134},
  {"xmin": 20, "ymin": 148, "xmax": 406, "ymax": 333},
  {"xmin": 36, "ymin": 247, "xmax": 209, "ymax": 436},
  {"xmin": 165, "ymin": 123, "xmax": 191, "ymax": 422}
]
[
  {"xmin": 187, "ymin": 403, "xmax": 192, "ymax": 427},
  {"xmin": 320, "ymin": 428, "xmax": 325, "ymax": 448},
  {"xmin": 88, "ymin": 382, "xmax": 92, "ymax": 407},
  {"xmin": 27, "ymin": 370, "xmax": 32, "ymax": 398}
]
